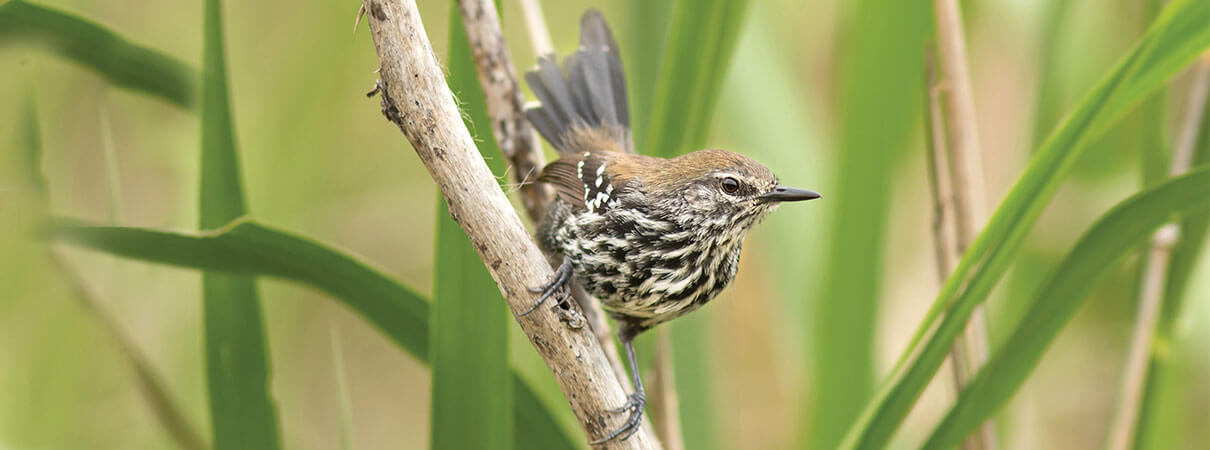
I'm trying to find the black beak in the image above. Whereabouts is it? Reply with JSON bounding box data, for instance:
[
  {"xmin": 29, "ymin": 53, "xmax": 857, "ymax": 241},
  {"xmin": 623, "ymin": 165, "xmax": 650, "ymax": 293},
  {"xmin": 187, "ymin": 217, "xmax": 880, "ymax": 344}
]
[{"xmin": 760, "ymin": 186, "xmax": 822, "ymax": 202}]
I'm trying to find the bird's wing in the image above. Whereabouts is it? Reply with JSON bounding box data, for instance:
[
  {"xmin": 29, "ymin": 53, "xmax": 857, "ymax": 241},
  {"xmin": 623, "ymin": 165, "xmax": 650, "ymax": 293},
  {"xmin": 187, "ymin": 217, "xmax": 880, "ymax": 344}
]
[{"xmin": 539, "ymin": 149, "xmax": 638, "ymax": 214}]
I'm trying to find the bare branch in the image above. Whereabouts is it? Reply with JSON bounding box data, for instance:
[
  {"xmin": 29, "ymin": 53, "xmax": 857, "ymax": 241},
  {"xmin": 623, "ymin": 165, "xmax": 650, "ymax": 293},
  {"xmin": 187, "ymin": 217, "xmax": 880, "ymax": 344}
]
[
  {"xmin": 359, "ymin": 1, "xmax": 661, "ymax": 446},
  {"xmin": 924, "ymin": 51, "xmax": 959, "ymax": 278},
  {"xmin": 453, "ymin": 0, "xmax": 632, "ymax": 400},
  {"xmin": 1105, "ymin": 54, "xmax": 1210, "ymax": 450},
  {"xmin": 517, "ymin": 0, "xmax": 554, "ymax": 56},
  {"xmin": 932, "ymin": 0, "xmax": 996, "ymax": 446},
  {"xmin": 934, "ymin": 0, "xmax": 987, "ymax": 242},
  {"xmin": 454, "ymin": 0, "xmax": 551, "ymax": 221}
]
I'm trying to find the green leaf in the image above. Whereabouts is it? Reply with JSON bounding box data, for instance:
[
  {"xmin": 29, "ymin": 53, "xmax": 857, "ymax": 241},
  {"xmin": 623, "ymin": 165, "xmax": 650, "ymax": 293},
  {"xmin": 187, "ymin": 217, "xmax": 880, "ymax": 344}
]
[
  {"xmin": 198, "ymin": 0, "xmax": 280, "ymax": 447},
  {"xmin": 0, "ymin": 0, "xmax": 196, "ymax": 108},
  {"xmin": 644, "ymin": 0, "xmax": 751, "ymax": 157},
  {"xmin": 923, "ymin": 167, "xmax": 1210, "ymax": 449},
  {"xmin": 1028, "ymin": 0, "xmax": 1076, "ymax": 148},
  {"xmin": 841, "ymin": 1, "xmax": 1210, "ymax": 447},
  {"xmin": 426, "ymin": 6, "xmax": 512, "ymax": 450},
  {"xmin": 45, "ymin": 219, "xmax": 424, "ymax": 361},
  {"xmin": 622, "ymin": 0, "xmax": 672, "ymax": 146},
  {"xmin": 806, "ymin": 1, "xmax": 933, "ymax": 448},
  {"xmin": 43, "ymin": 219, "xmax": 576, "ymax": 449}
]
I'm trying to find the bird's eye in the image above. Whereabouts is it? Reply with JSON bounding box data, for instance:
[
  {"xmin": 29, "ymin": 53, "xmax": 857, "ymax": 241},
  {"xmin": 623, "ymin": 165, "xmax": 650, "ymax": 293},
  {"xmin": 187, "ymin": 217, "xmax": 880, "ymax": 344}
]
[{"xmin": 720, "ymin": 177, "xmax": 741, "ymax": 194}]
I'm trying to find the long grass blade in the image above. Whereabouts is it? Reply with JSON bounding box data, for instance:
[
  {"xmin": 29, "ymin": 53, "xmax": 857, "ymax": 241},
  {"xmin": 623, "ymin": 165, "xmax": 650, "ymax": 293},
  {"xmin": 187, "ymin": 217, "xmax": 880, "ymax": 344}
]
[
  {"xmin": 426, "ymin": 6, "xmax": 513, "ymax": 449},
  {"xmin": 924, "ymin": 167, "xmax": 1210, "ymax": 449},
  {"xmin": 643, "ymin": 0, "xmax": 750, "ymax": 158},
  {"xmin": 1137, "ymin": 1, "xmax": 1173, "ymax": 188},
  {"xmin": 1028, "ymin": 0, "xmax": 1075, "ymax": 148},
  {"xmin": 46, "ymin": 220, "xmax": 423, "ymax": 352},
  {"xmin": 623, "ymin": 0, "xmax": 672, "ymax": 145},
  {"xmin": 43, "ymin": 218, "xmax": 578, "ymax": 448},
  {"xmin": 806, "ymin": 1, "xmax": 933, "ymax": 448},
  {"xmin": 840, "ymin": 1, "xmax": 1210, "ymax": 447},
  {"xmin": 199, "ymin": 0, "xmax": 280, "ymax": 447},
  {"xmin": 0, "ymin": 0, "xmax": 196, "ymax": 108}
]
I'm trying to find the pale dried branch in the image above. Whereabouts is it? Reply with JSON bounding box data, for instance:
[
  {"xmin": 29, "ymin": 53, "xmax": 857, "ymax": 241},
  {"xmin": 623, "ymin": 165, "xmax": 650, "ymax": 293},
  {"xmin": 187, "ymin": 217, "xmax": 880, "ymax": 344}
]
[
  {"xmin": 1105, "ymin": 54, "xmax": 1210, "ymax": 450},
  {"xmin": 924, "ymin": 52, "xmax": 959, "ymax": 278},
  {"xmin": 359, "ymin": 1, "xmax": 660, "ymax": 446},
  {"xmin": 453, "ymin": 0, "xmax": 632, "ymax": 397},
  {"xmin": 517, "ymin": 0, "xmax": 554, "ymax": 56},
  {"xmin": 931, "ymin": 0, "xmax": 997, "ymax": 446},
  {"xmin": 927, "ymin": 49, "xmax": 982, "ymax": 443},
  {"xmin": 934, "ymin": 0, "xmax": 987, "ymax": 242},
  {"xmin": 454, "ymin": 0, "xmax": 551, "ymax": 221}
]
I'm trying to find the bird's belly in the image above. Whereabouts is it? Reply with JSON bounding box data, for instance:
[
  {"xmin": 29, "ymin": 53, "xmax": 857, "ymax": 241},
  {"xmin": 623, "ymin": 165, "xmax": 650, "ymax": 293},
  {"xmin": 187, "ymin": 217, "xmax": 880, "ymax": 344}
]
[{"xmin": 568, "ymin": 237, "xmax": 742, "ymax": 328}]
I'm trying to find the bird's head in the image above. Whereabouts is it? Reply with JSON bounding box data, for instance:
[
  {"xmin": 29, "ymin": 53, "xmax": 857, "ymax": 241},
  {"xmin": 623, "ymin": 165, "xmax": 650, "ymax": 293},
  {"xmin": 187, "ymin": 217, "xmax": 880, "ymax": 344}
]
[{"xmin": 631, "ymin": 149, "xmax": 821, "ymax": 230}]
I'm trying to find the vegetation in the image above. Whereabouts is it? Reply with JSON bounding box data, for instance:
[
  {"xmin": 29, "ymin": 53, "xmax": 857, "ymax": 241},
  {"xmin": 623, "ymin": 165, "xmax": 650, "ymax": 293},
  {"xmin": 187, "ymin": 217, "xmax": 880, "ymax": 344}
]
[{"xmin": 2, "ymin": 0, "xmax": 1207, "ymax": 448}]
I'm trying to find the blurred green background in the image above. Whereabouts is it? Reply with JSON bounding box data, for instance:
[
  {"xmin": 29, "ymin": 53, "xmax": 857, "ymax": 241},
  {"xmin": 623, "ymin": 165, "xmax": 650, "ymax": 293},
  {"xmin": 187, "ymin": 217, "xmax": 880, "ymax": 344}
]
[{"xmin": 2, "ymin": 0, "xmax": 1208, "ymax": 449}]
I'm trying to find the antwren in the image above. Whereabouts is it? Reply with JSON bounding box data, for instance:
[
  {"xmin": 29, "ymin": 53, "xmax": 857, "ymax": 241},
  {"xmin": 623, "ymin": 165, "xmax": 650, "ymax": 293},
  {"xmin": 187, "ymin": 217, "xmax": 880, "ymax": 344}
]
[{"xmin": 522, "ymin": 10, "xmax": 820, "ymax": 444}]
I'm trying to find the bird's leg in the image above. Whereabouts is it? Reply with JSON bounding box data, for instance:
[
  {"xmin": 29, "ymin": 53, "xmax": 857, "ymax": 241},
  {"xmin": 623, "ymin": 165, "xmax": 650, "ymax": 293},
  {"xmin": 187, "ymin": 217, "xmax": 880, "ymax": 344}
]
[
  {"xmin": 521, "ymin": 256, "xmax": 572, "ymax": 317},
  {"xmin": 590, "ymin": 329, "xmax": 646, "ymax": 444}
]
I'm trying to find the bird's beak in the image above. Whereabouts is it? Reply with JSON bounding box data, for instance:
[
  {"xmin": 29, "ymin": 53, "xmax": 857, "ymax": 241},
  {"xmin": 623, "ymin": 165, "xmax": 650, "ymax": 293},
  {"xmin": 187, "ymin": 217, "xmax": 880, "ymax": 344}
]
[{"xmin": 759, "ymin": 186, "xmax": 822, "ymax": 202}]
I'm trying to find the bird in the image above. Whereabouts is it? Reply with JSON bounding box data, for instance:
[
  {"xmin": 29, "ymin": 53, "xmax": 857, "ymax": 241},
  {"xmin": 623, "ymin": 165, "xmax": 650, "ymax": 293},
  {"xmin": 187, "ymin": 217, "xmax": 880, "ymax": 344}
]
[{"xmin": 521, "ymin": 9, "xmax": 821, "ymax": 444}]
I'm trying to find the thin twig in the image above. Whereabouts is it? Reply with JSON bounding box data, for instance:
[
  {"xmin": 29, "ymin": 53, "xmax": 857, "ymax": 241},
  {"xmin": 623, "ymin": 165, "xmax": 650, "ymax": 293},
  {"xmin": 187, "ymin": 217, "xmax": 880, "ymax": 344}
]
[
  {"xmin": 453, "ymin": 0, "xmax": 631, "ymax": 396},
  {"xmin": 932, "ymin": 0, "xmax": 996, "ymax": 447},
  {"xmin": 924, "ymin": 51, "xmax": 959, "ymax": 278},
  {"xmin": 1105, "ymin": 54, "xmax": 1210, "ymax": 450},
  {"xmin": 927, "ymin": 48, "xmax": 982, "ymax": 445},
  {"xmin": 933, "ymin": 2, "xmax": 987, "ymax": 237},
  {"xmin": 516, "ymin": 0, "xmax": 554, "ymax": 56},
  {"xmin": 360, "ymin": 1, "xmax": 660, "ymax": 446},
  {"xmin": 454, "ymin": 0, "xmax": 551, "ymax": 221}
]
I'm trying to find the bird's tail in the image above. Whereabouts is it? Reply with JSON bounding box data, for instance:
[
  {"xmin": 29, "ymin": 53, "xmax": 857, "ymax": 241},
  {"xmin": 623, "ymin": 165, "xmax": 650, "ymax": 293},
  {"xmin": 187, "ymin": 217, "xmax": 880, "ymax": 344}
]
[{"xmin": 524, "ymin": 9, "xmax": 632, "ymax": 155}]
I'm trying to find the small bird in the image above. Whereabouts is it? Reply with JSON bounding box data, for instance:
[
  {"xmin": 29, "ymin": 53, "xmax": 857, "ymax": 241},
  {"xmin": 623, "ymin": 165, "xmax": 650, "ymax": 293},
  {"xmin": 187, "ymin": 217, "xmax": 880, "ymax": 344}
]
[{"xmin": 523, "ymin": 10, "xmax": 820, "ymax": 444}]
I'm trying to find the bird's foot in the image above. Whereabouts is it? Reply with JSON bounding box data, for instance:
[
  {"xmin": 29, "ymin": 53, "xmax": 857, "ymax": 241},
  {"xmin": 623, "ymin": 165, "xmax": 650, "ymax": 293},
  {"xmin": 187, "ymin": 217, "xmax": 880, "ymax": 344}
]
[
  {"xmin": 520, "ymin": 257, "xmax": 572, "ymax": 317},
  {"xmin": 590, "ymin": 392, "xmax": 646, "ymax": 445}
]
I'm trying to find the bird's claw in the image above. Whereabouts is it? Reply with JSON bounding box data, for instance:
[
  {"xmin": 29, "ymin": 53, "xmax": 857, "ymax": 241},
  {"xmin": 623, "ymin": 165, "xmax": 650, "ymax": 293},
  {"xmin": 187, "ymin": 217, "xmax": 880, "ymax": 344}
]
[
  {"xmin": 520, "ymin": 257, "xmax": 572, "ymax": 317},
  {"xmin": 590, "ymin": 392, "xmax": 646, "ymax": 445}
]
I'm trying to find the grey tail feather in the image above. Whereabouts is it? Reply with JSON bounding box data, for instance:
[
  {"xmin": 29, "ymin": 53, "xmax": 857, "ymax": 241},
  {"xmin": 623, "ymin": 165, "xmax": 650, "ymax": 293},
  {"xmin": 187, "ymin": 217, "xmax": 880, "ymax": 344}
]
[{"xmin": 524, "ymin": 9, "xmax": 631, "ymax": 154}]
